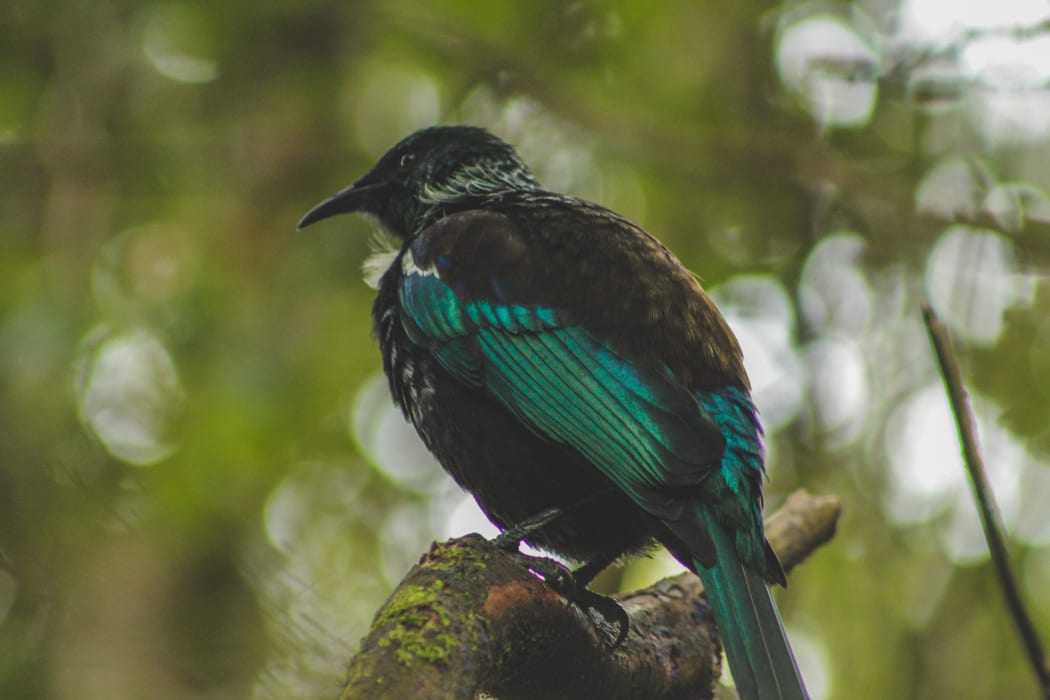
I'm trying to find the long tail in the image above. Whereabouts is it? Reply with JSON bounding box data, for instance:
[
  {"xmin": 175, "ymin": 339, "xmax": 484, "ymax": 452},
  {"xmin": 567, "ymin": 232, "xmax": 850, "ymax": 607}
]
[{"xmin": 693, "ymin": 508, "xmax": 808, "ymax": 700}]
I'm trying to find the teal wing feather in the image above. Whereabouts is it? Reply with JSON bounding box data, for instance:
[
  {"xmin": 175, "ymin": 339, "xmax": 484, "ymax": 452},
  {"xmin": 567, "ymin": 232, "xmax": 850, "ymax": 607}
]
[
  {"xmin": 398, "ymin": 253, "xmax": 725, "ymax": 517},
  {"xmin": 398, "ymin": 215, "xmax": 809, "ymax": 699}
]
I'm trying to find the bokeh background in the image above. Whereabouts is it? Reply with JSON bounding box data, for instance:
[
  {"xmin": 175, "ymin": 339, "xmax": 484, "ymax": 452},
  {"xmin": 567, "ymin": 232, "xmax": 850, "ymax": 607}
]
[{"xmin": 3, "ymin": 1, "xmax": 1050, "ymax": 698}]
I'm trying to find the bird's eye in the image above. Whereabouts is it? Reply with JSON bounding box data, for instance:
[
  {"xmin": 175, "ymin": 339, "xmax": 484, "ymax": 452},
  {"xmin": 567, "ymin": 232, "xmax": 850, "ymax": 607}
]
[{"xmin": 399, "ymin": 153, "xmax": 416, "ymax": 168}]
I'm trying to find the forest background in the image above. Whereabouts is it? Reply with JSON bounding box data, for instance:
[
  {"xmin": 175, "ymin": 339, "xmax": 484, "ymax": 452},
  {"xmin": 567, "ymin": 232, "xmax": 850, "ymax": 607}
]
[{"xmin": 3, "ymin": 1, "xmax": 1050, "ymax": 698}]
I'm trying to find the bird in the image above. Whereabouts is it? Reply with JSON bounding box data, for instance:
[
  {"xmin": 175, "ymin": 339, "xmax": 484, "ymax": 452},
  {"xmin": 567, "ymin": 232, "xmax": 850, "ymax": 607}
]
[{"xmin": 299, "ymin": 125, "xmax": 808, "ymax": 700}]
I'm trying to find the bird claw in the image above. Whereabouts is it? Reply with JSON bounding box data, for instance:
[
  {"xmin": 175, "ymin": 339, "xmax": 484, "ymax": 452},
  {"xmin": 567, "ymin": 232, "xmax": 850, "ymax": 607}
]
[
  {"xmin": 500, "ymin": 548, "xmax": 630, "ymax": 649},
  {"xmin": 573, "ymin": 588, "xmax": 630, "ymax": 649},
  {"xmin": 506, "ymin": 551, "xmax": 577, "ymax": 596},
  {"xmin": 494, "ymin": 502, "xmax": 630, "ymax": 648}
]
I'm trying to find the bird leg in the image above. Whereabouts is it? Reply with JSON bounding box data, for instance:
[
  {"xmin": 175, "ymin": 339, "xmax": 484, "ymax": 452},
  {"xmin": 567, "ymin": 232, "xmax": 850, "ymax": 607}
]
[
  {"xmin": 492, "ymin": 505, "xmax": 579, "ymax": 604},
  {"xmin": 493, "ymin": 488, "xmax": 614, "ymax": 551},
  {"xmin": 570, "ymin": 555, "xmax": 631, "ymax": 648},
  {"xmin": 492, "ymin": 506, "xmax": 565, "ymax": 551},
  {"xmin": 493, "ymin": 495, "xmax": 630, "ymax": 648}
]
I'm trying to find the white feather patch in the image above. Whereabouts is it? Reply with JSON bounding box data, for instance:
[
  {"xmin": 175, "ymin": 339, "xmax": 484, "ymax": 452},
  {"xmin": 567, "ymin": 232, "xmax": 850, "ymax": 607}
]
[
  {"xmin": 362, "ymin": 231, "xmax": 401, "ymax": 290},
  {"xmin": 400, "ymin": 250, "xmax": 439, "ymax": 279}
]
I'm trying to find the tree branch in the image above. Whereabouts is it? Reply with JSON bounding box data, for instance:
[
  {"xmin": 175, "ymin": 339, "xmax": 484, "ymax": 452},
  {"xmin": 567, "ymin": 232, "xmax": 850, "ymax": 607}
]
[
  {"xmin": 922, "ymin": 304, "xmax": 1050, "ymax": 699},
  {"xmin": 339, "ymin": 490, "xmax": 840, "ymax": 700}
]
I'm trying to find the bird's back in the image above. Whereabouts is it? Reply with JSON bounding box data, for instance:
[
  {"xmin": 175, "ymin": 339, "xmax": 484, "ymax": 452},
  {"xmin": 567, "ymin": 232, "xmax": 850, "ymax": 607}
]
[{"xmin": 375, "ymin": 191, "xmax": 769, "ymax": 574}]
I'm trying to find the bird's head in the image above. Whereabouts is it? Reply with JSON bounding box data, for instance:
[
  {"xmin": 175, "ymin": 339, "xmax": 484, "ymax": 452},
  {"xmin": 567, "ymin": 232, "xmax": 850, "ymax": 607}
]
[{"xmin": 298, "ymin": 126, "xmax": 539, "ymax": 239}]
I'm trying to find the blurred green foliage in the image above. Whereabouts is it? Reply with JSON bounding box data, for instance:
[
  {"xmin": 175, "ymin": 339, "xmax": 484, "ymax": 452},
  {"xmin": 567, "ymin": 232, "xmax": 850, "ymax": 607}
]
[{"xmin": 2, "ymin": 1, "xmax": 1050, "ymax": 698}]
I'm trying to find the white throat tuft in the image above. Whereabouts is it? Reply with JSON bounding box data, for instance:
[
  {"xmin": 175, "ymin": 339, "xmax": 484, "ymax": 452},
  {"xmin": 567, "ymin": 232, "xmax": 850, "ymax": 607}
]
[{"xmin": 362, "ymin": 231, "xmax": 401, "ymax": 290}]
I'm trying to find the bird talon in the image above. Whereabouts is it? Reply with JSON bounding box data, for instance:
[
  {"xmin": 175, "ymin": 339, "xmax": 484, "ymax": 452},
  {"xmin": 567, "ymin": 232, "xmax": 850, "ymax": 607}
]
[
  {"xmin": 505, "ymin": 553, "xmax": 628, "ymax": 647},
  {"xmin": 507, "ymin": 552, "xmax": 576, "ymax": 594},
  {"xmin": 574, "ymin": 589, "xmax": 631, "ymax": 648}
]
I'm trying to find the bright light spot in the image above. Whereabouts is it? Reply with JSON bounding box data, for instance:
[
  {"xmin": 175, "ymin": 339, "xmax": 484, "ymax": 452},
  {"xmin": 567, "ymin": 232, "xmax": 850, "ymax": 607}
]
[
  {"xmin": 883, "ymin": 384, "xmax": 964, "ymax": 524},
  {"xmin": 915, "ymin": 157, "xmax": 989, "ymax": 221},
  {"xmin": 350, "ymin": 374, "xmax": 445, "ymax": 493},
  {"xmin": 957, "ymin": 420, "xmax": 1023, "ymax": 528},
  {"xmin": 75, "ymin": 327, "xmax": 185, "ymax": 466},
  {"xmin": 798, "ymin": 233, "xmax": 872, "ymax": 336},
  {"xmin": 899, "ymin": 0, "xmax": 1050, "ymax": 41},
  {"xmin": 984, "ymin": 182, "xmax": 1050, "ymax": 231},
  {"xmin": 897, "ymin": 0, "xmax": 1050, "ymax": 145},
  {"xmin": 460, "ymin": 89, "xmax": 571, "ymax": 161},
  {"xmin": 962, "ymin": 35, "xmax": 1050, "ymax": 88},
  {"xmin": 968, "ymin": 86, "xmax": 1050, "ymax": 146},
  {"xmin": 353, "ymin": 64, "xmax": 441, "ymax": 159},
  {"xmin": 539, "ymin": 144, "xmax": 595, "ymax": 196},
  {"xmin": 802, "ymin": 338, "xmax": 870, "ymax": 445},
  {"xmin": 379, "ymin": 501, "xmax": 432, "ymax": 584},
  {"xmin": 248, "ymin": 477, "xmax": 389, "ymax": 700},
  {"xmin": 885, "ymin": 381, "xmax": 1028, "ymax": 557},
  {"xmin": 92, "ymin": 224, "xmax": 200, "ymax": 314},
  {"xmin": 438, "ymin": 491, "xmax": 548, "ymax": 559},
  {"xmin": 142, "ymin": 3, "xmax": 219, "ymax": 83},
  {"xmin": 906, "ymin": 56, "xmax": 968, "ymax": 111},
  {"xmin": 442, "ymin": 492, "xmax": 499, "ymax": 540},
  {"xmin": 940, "ymin": 426, "xmax": 1033, "ymax": 564},
  {"xmin": 776, "ymin": 15, "xmax": 879, "ymax": 128},
  {"xmin": 940, "ymin": 492, "xmax": 992, "ymax": 565},
  {"xmin": 264, "ymin": 461, "xmax": 369, "ymax": 554},
  {"xmin": 925, "ymin": 225, "xmax": 1033, "ymax": 344},
  {"xmin": 713, "ymin": 276, "xmax": 804, "ymax": 433}
]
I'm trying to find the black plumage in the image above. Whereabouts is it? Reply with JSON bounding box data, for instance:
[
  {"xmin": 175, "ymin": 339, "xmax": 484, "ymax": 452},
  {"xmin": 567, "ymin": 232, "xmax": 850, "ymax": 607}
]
[{"xmin": 300, "ymin": 126, "xmax": 807, "ymax": 699}]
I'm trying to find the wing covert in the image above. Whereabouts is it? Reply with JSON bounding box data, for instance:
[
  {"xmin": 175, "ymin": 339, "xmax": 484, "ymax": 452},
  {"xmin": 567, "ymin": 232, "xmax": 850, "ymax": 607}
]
[{"xmin": 397, "ymin": 211, "xmax": 726, "ymax": 516}]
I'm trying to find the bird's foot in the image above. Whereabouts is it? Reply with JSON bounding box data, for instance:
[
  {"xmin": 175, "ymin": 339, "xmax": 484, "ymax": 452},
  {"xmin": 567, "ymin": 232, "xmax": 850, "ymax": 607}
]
[
  {"xmin": 566, "ymin": 557, "xmax": 631, "ymax": 648},
  {"xmin": 505, "ymin": 550, "xmax": 578, "ymax": 598},
  {"xmin": 493, "ymin": 507, "xmax": 577, "ymax": 610},
  {"xmin": 571, "ymin": 585, "xmax": 630, "ymax": 649},
  {"xmin": 493, "ymin": 500, "xmax": 629, "ymax": 648},
  {"xmin": 501, "ymin": 554, "xmax": 628, "ymax": 647}
]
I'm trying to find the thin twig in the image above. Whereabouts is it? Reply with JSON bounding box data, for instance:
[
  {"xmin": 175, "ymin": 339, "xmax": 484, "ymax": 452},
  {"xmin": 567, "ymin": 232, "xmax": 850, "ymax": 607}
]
[{"xmin": 922, "ymin": 303, "xmax": 1050, "ymax": 698}]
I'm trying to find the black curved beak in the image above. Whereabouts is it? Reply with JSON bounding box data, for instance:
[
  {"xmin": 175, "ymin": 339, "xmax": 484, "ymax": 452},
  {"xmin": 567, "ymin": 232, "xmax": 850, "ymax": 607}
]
[{"xmin": 297, "ymin": 180, "xmax": 389, "ymax": 230}]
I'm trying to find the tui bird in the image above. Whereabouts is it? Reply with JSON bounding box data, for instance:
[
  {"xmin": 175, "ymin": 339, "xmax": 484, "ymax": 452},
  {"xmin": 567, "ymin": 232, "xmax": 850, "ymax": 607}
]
[{"xmin": 299, "ymin": 126, "xmax": 808, "ymax": 699}]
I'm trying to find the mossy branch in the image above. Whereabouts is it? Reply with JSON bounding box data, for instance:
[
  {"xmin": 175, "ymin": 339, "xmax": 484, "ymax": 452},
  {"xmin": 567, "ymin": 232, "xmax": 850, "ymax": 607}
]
[{"xmin": 340, "ymin": 490, "xmax": 840, "ymax": 700}]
